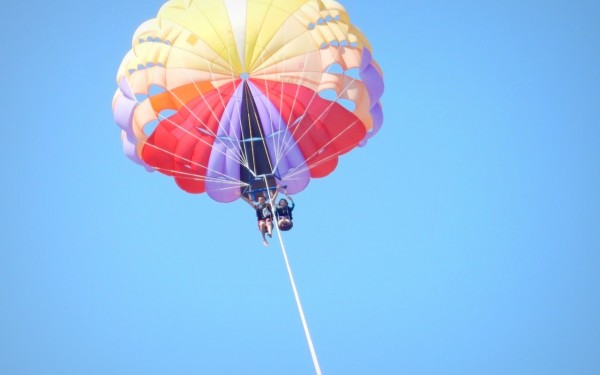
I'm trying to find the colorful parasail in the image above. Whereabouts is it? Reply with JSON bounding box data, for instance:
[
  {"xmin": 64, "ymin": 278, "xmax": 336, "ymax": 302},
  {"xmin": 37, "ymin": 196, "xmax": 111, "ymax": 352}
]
[{"xmin": 112, "ymin": 0, "xmax": 384, "ymax": 202}]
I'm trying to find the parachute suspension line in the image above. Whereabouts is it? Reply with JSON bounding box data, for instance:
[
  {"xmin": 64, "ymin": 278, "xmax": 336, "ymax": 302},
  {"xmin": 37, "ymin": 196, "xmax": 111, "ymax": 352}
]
[
  {"xmin": 181, "ymin": 73, "xmax": 245, "ymax": 164},
  {"xmin": 152, "ymin": 83, "xmax": 246, "ymax": 167},
  {"xmin": 276, "ymin": 42, "xmax": 328, "ymax": 156},
  {"xmin": 250, "ymin": 20, "xmax": 304, "ymax": 170},
  {"xmin": 273, "ymin": 84, "xmax": 363, "ymax": 179},
  {"xmin": 278, "ymin": 72, "xmax": 360, "ymax": 167},
  {"xmin": 250, "ymin": 24, "xmax": 312, "ymax": 170},
  {"xmin": 277, "ymin": 46, "xmax": 312, "ymax": 164},
  {"xmin": 263, "ymin": 177, "xmax": 323, "ymax": 375},
  {"xmin": 205, "ymin": 31, "xmax": 250, "ymax": 165},
  {"xmin": 155, "ymin": 39, "xmax": 245, "ymax": 165},
  {"xmin": 141, "ymin": 141, "xmax": 247, "ymax": 187},
  {"xmin": 283, "ymin": 120, "xmax": 361, "ymax": 180}
]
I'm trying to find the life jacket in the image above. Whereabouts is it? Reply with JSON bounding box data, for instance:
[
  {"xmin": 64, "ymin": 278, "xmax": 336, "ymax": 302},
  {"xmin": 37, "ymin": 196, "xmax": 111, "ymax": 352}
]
[
  {"xmin": 276, "ymin": 205, "xmax": 293, "ymax": 220},
  {"xmin": 256, "ymin": 203, "xmax": 272, "ymax": 220}
]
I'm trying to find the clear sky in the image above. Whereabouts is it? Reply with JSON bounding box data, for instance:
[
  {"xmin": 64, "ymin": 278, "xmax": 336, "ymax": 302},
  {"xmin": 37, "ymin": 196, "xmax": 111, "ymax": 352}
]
[{"xmin": 2, "ymin": 1, "xmax": 599, "ymax": 374}]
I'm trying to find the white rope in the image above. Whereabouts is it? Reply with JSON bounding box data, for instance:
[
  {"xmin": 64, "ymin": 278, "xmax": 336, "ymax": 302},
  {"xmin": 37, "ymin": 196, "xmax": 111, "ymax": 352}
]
[
  {"xmin": 265, "ymin": 179, "xmax": 322, "ymax": 375},
  {"xmin": 276, "ymin": 231, "xmax": 323, "ymax": 375}
]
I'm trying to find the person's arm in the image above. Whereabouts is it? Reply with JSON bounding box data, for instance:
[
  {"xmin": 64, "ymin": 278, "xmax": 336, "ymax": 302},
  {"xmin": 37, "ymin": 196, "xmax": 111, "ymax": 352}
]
[
  {"xmin": 241, "ymin": 194, "xmax": 255, "ymax": 208},
  {"xmin": 269, "ymin": 189, "xmax": 279, "ymax": 204}
]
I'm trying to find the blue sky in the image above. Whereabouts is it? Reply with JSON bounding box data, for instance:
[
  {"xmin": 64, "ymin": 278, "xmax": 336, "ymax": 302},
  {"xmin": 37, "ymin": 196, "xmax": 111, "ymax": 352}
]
[{"xmin": 2, "ymin": 1, "xmax": 599, "ymax": 374}]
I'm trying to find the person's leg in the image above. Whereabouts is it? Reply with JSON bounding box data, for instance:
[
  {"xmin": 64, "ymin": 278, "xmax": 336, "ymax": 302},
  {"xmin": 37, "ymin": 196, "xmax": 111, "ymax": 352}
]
[
  {"xmin": 266, "ymin": 219, "xmax": 273, "ymax": 237},
  {"xmin": 259, "ymin": 221, "xmax": 269, "ymax": 246}
]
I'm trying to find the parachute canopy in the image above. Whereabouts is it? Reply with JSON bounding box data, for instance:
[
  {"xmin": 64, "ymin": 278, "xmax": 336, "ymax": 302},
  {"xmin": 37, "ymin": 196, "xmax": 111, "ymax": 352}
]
[{"xmin": 113, "ymin": 0, "xmax": 384, "ymax": 202}]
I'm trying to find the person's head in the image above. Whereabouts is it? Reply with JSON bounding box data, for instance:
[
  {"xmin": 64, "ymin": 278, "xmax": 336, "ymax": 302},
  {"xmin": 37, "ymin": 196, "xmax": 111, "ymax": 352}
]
[
  {"xmin": 257, "ymin": 195, "xmax": 266, "ymax": 204},
  {"xmin": 279, "ymin": 198, "xmax": 288, "ymax": 207},
  {"xmin": 278, "ymin": 219, "xmax": 293, "ymax": 231}
]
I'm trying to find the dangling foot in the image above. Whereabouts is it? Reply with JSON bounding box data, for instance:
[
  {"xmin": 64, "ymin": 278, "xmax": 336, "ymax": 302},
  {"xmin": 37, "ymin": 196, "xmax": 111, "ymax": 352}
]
[
  {"xmin": 263, "ymin": 240, "xmax": 269, "ymax": 247},
  {"xmin": 267, "ymin": 232, "xmax": 272, "ymax": 238}
]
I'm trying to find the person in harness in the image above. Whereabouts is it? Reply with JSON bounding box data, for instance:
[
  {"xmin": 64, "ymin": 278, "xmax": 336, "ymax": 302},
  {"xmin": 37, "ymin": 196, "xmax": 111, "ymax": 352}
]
[
  {"xmin": 275, "ymin": 195, "xmax": 295, "ymax": 231},
  {"xmin": 242, "ymin": 192, "xmax": 276, "ymax": 246}
]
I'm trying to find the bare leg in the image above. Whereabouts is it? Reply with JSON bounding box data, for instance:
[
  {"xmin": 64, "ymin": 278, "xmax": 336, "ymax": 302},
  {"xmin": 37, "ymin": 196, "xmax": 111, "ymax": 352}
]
[{"xmin": 260, "ymin": 222, "xmax": 269, "ymax": 246}]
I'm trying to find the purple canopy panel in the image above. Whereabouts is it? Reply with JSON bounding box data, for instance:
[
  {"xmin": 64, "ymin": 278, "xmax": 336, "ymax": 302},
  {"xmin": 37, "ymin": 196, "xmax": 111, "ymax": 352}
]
[
  {"xmin": 118, "ymin": 77, "xmax": 135, "ymax": 100},
  {"xmin": 121, "ymin": 131, "xmax": 151, "ymax": 169},
  {"xmin": 278, "ymin": 149, "xmax": 311, "ymax": 195},
  {"xmin": 114, "ymin": 80, "xmax": 150, "ymax": 168},
  {"xmin": 113, "ymin": 91, "xmax": 137, "ymax": 139},
  {"xmin": 206, "ymin": 85, "xmax": 244, "ymax": 202},
  {"xmin": 359, "ymin": 48, "xmax": 384, "ymax": 107},
  {"xmin": 359, "ymin": 102, "xmax": 384, "ymax": 146},
  {"xmin": 359, "ymin": 48, "xmax": 384, "ymax": 145}
]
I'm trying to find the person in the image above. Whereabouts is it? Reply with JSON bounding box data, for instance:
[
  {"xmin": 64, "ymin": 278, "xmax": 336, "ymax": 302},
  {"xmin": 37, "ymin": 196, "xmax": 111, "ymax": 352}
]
[
  {"xmin": 275, "ymin": 196, "xmax": 295, "ymax": 231},
  {"xmin": 242, "ymin": 192, "xmax": 276, "ymax": 246}
]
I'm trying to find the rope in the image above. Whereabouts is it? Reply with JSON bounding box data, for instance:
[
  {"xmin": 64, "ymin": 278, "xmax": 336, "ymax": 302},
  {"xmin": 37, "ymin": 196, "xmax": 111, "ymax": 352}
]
[
  {"xmin": 265, "ymin": 178, "xmax": 323, "ymax": 375},
  {"xmin": 276, "ymin": 230, "xmax": 323, "ymax": 375}
]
